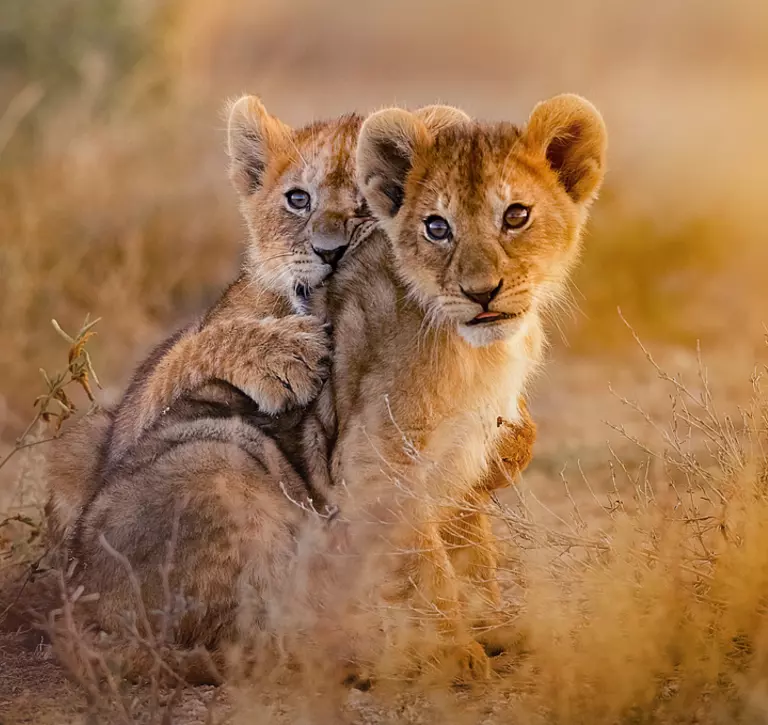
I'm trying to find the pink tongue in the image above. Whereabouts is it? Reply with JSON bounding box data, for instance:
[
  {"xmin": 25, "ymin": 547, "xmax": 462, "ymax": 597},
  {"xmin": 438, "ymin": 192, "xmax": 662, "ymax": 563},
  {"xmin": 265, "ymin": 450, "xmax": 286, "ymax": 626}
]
[{"xmin": 474, "ymin": 312, "xmax": 499, "ymax": 320}]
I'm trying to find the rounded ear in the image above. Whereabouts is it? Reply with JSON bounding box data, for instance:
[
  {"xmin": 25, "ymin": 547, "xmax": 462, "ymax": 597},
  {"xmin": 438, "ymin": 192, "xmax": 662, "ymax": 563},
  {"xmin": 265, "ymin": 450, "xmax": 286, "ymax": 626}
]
[
  {"xmin": 226, "ymin": 95, "xmax": 293, "ymax": 197},
  {"xmin": 356, "ymin": 108, "xmax": 431, "ymax": 219},
  {"xmin": 413, "ymin": 104, "xmax": 470, "ymax": 133},
  {"xmin": 525, "ymin": 94, "xmax": 607, "ymax": 206}
]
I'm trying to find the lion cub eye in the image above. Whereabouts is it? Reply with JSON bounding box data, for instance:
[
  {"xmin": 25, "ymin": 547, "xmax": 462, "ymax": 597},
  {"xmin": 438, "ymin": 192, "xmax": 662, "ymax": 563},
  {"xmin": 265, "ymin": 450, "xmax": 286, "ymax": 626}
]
[
  {"xmin": 424, "ymin": 215, "xmax": 452, "ymax": 242},
  {"xmin": 286, "ymin": 188, "xmax": 311, "ymax": 211},
  {"xmin": 503, "ymin": 203, "xmax": 531, "ymax": 230}
]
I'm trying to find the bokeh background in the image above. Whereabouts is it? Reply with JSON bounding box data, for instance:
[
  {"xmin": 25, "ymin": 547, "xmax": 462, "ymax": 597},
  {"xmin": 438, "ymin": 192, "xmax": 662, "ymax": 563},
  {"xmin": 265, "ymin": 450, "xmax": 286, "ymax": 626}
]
[
  {"xmin": 1, "ymin": 0, "xmax": 767, "ymax": 459},
  {"xmin": 2, "ymin": 5, "xmax": 768, "ymax": 721}
]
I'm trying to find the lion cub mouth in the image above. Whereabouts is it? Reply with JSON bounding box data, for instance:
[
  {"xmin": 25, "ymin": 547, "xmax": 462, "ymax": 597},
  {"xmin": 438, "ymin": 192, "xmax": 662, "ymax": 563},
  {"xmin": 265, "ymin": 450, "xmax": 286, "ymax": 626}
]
[
  {"xmin": 295, "ymin": 283, "xmax": 312, "ymax": 301},
  {"xmin": 466, "ymin": 310, "xmax": 519, "ymax": 326}
]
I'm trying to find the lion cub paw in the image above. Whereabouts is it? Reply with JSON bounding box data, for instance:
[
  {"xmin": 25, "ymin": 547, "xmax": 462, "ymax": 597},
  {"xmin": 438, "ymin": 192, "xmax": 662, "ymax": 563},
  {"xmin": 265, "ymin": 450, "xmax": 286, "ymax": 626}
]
[
  {"xmin": 426, "ymin": 641, "xmax": 491, "ymax": 685},
  {"xmin": 455, "ymin": 640, "xmax": 492, "ymax": 682},
  {"xmin": 229, "ymin": 315, "xmax": 331, "ymax": 414}
]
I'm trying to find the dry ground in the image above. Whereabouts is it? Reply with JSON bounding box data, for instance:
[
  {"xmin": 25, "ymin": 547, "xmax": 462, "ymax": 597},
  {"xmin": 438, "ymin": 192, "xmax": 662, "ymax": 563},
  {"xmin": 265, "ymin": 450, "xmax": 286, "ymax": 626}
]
[{"xmin": 2, "ymin": 339, "xmax": 764, "ymax": 724}]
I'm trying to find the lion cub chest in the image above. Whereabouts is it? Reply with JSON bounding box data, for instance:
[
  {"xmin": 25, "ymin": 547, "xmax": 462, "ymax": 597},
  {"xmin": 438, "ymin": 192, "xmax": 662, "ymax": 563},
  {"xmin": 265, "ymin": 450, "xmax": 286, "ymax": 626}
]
[{"xmin": 331, "ymin": 312, "xmax": 532, "ymax": 505}]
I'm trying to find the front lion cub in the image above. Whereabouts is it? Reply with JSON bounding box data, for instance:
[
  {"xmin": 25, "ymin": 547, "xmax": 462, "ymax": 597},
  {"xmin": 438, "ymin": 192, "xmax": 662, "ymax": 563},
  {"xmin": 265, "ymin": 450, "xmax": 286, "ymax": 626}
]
[{"xmin": 320, "ymin": 94, "xmax": 606, "ymax": 679}]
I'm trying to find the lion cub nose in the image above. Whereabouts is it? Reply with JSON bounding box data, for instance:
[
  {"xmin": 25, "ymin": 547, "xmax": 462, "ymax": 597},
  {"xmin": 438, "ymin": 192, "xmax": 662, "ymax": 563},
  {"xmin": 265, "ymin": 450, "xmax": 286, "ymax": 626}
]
[
  {"xmin": 313, "ymin": 245, "xmax": 347, "ymax": 270},
  {"xmin": 461, "ymin": 280, "xmax": 503, "ymax": 309}
]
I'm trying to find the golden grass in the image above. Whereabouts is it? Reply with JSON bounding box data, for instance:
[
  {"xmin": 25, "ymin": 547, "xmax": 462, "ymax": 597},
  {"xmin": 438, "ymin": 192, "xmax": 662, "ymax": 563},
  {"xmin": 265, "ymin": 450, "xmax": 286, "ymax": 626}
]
[
  {"xmin": 2, "ymin": 1, "xmax": 768, "ymax": 722},
  {"xmin": 506, "ymin": 353, "xmax": 768, "ymax": 723},
  {"xmin": 2, "ymin": 0, "xmax": 766, "ymax": 419}
]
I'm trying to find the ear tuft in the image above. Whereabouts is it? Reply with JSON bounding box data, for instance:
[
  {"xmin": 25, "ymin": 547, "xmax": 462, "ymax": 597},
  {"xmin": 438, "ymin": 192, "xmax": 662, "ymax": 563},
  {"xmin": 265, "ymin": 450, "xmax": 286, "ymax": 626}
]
[
  {"xmin": 525, "ymin": 94, "xmax": 607, "ymax": 206},
  {"xmin": 226, "ymin": 95, "xmax": 292, "ymax": 197},
  {"xmin": 414, "ymin": 104, "xmax": 470, "ymax": 134},
  {"xmin": 356, "ymin": 108, "xmax": 430, "ymax": 219}
]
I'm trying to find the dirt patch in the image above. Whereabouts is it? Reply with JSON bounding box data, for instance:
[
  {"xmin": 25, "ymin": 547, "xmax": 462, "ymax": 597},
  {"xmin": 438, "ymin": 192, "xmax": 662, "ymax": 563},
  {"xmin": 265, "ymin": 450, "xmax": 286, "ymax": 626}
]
[{"xmin": 0, "ymin": 632, "xmax": 84, "ymax": 725}]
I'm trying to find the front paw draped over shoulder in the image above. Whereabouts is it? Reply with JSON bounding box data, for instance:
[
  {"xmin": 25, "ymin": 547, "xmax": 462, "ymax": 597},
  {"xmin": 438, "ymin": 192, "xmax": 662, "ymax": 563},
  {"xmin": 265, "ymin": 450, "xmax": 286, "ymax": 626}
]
[{"xmin": 200, "ymin": 314, "xmax": 331, "ymax": 415}]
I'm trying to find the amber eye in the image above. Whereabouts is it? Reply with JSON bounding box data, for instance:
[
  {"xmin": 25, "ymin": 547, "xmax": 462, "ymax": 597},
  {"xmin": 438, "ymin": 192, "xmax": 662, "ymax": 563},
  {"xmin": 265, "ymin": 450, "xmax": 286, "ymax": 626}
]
[
  {"xmin": 503, "ymin": 203, "xmax": 531, "ymax": 230},
  {"xmin": 286, "ymin": 188, "xmax": 311, "ymax": 211},
  {"xmin": 424, "ymin": 215, "xmax": 452, "ymax": 242}
]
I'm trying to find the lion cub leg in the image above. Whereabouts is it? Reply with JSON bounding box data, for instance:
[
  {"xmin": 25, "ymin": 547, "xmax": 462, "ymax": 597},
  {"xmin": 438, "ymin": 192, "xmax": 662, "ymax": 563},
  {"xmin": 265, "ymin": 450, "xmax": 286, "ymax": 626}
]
[
  {"xmin": 441, "ymin": 498, "xmax": 518, "ymax": 659},
  {"xmin": 108, "ymin": 314, "xmax": 330, "ymax": 464},
  {"xmin": 443, "ymin": 402, "xmax": 537, "ymax": 656},
  {"xmin": 441, "ymin": 498, "xmax": 501, "ymax": 611},
  {"xmin": 386, "ymin": 521, "xmax": 491, "ymax": 683}
]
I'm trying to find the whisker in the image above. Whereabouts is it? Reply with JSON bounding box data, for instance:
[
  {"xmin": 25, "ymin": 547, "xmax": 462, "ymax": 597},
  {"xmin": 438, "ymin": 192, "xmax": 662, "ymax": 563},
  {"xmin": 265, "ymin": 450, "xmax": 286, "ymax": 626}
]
[{"xmin": 286, "ymin": 133, "xmax": 309, "ymax": 169}]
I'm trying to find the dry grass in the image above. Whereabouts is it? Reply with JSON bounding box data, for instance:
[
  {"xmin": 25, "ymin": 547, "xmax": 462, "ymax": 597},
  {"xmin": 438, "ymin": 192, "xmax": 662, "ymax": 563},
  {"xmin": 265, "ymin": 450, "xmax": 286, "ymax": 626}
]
[
  {"xmin": 1, "ymin": 0, "xmax": 766, "ymax": 424},
  {"xmin": 497, "ymin": 335, "xmax": 768, "ymax": 723},
  {"xmin": 4, "ymin": 331, "xmax": 768, "ymax": 723},
  {"xmin": 2, "ymin": 1, "xmax": 768, "ymax": 722}
]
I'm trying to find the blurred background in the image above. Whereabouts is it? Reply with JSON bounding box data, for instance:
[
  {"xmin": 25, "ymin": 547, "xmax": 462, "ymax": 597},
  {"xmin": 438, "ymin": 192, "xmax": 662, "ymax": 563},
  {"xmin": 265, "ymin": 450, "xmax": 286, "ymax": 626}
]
[
  {"xmin": 2, "ymin": 5, "xmax": 768, "ymax": 719},
  {"xmin": 1, "ymin": 0, "xmax": 767, "ymax": 456}
]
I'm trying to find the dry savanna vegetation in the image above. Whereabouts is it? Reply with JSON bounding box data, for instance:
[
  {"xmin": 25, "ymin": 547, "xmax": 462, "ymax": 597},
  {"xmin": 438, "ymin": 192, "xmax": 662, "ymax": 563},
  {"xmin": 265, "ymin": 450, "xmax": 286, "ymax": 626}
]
[{"xmin": 1, "ymin": 1, "xmax": 768, "ymax": 723}]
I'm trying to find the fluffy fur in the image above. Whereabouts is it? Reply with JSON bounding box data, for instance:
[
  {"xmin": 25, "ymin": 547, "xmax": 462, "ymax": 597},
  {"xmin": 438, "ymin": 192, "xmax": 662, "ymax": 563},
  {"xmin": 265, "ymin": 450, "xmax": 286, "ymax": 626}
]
[
  {"xmin": 313, "ymin": 93, "xmax": 606, "ymax": 678},
  {"xmin": 46, "ymin": 98, "xmax": 374, "ymax": 548},
  {"xmin": 43, "ymin": 100, "xmax": 540, "ymax": 680}
]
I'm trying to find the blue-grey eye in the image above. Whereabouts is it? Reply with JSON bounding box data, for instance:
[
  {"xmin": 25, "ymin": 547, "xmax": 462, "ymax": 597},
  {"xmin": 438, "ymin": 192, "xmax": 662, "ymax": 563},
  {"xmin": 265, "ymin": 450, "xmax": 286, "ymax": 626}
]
[
  {"xmin": 503, "ymin": 203, "xmax": 530, "ymax": 230},
  {"xmin": 286, "ymin": 188, "xmax": 311, "ymax": 210},
  {"xmin": 424, "ymin": 215, "xmax": 451, "ymax": 241}
]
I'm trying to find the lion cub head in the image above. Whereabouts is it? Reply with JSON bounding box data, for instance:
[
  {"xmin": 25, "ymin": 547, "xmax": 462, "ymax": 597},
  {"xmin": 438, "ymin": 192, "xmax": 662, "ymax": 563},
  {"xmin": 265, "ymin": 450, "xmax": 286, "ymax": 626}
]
[
  {"xmin": 228, "ymin": 96, "xmax": 375, "ymax": 311},
  {"xmin": 357, "ymin": 94, "xmax": 607, "ymax": 347}
]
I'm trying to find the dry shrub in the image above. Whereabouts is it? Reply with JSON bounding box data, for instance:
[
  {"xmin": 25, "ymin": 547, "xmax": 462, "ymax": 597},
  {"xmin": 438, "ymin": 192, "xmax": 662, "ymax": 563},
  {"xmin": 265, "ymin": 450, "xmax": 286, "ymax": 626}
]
[
  {"xmin": 4, "ymin": 324, "xmax": 768, "ymax": 725},
  {"xmin": 223, "ymin": 334, "xmax": 768, "ymax": 724},
  {"xmin": 0, "ymin": 317, "xmax": 103, "ymax": 602},
  {"xmin": 480, "ymin": 335, "xmax": 768, "ymax": 724}
]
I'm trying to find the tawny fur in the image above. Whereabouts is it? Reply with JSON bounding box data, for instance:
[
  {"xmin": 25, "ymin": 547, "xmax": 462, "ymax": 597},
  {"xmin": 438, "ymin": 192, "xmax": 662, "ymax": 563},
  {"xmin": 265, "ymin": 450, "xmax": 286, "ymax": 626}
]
[
  {"xmin": 310, "ymin": 94, "xmax": 606, "ymax": 679},
  {"xmin": 42, "ymin": 99, "xmax": 549, "ymax": 682},
  {"xmin": 46, "ymin": 100, "xmax": 373, "ymax": 549}
]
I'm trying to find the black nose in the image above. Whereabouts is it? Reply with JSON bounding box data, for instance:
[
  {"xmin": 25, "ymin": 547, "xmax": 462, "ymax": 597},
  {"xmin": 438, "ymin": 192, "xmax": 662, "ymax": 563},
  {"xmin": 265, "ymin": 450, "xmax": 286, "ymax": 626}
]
[
  {"xmin": 313, "ymin": 245, "xmax": 347, "ymax": 270},
  {"xmin": 461, "ymin": 280, "xmax": 503, "ymax": 309}
]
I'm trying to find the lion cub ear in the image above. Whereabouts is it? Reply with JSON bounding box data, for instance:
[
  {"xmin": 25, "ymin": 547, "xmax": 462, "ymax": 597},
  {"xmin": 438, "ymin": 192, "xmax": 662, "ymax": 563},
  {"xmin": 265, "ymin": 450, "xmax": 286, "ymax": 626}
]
[
  {"xmin": 356, "ymin": 108, "xmax": 432, "ymax": 220},
  {"xmin": 227, "ymin": 95, "xmax": 293, "ymax": 197},
  {"xmin": 525, "ymin": 94, "xmax": 607, "ymax": 206},
  {"xmin": 414, "ymin": 104, "xmax": 470, "ymax": 133}
]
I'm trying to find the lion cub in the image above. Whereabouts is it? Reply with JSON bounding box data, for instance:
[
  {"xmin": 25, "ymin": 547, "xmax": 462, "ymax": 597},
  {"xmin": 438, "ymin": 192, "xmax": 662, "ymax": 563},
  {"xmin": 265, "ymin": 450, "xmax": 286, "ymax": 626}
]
[
  {"xmin": 103, "ymin": 98, "xmax": 377, "ymax": 471},
  {"xmin": 45, "ymin": 101, "xmax": 535, "ymax": 678},
  {"xmin": 318, "ymin": 94, "xmax": 606, "ymax": 679},
  {"xmin": 46, "ymin": 97, "xmax": 376, "ymax": 544}
]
